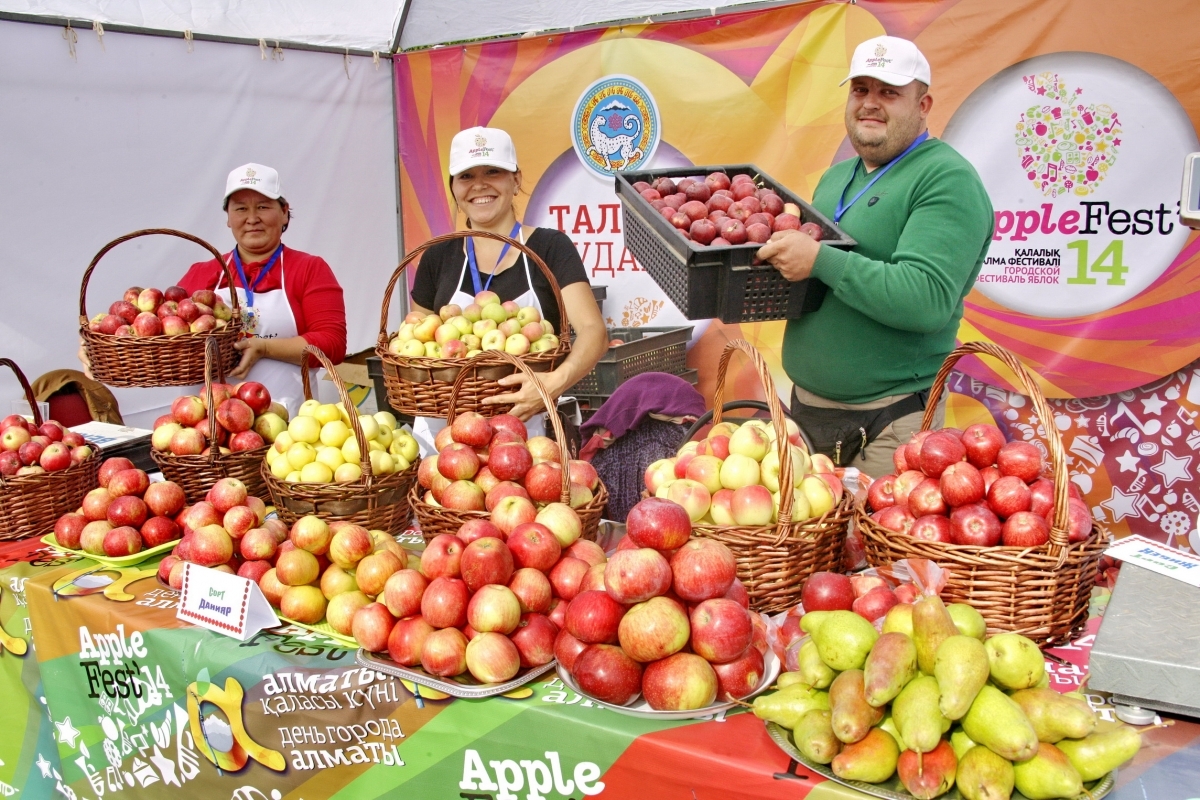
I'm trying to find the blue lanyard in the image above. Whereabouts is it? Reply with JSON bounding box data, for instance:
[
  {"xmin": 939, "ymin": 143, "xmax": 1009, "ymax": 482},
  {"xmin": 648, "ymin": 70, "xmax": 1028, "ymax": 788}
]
[
  {"xmin": 466, "ymin": 223, "xmax": 522, "ymax": 296},
  {"xmin": 230, "ymin": 244, "xmax": 284, "ymax": 307},
  {"xmin": 834, "ymin": 131, "xmax": 930, "ymax": 223}
]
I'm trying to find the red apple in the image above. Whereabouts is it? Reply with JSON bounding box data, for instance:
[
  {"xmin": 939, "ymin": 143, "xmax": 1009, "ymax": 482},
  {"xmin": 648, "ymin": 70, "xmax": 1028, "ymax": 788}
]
[
  {"xmin": 233, "ymin": 381, "xmax": 272, "ymax": 415},
  {"xmin": 554, "ymin": 627, "xmax": 588, "ymax": 672},
  {"xmin": 903, "ymin": 431, "xmax": 933, "ymax": 472},
  {"xmin": 997, "ymin": 441, "xmax": 1043, "ymax": 483},
  {"xmin": 579, "ymin": 563, "xmax": 607, "ymax": 594},
  {"xmin": 54, "ymin": 512, "xmax": 87, "ymax": 549},
  {"xmin": 107, "ymin": 495, "xmax": 148, "ymax": 528},
  {"xmin": 143, "ymin": 481, "xmax": 186, "ymax": 517},
  {"xmin": 1002, "ymin": 511, "xmax": 1050, "ymax": 547},
  {"xmin": 103, "ymin": 525, "xmax": 143, "ymax": 557},
  {"xmin": 389, "ymin": 615, "xmax": 435, "ymax": 666},
  {"xmin": 1067, "ymin": 498, "xmax": 1093, "ymax": 543},
  {"xmin": 509, "ymin": 567, "xmax": 553, "ymax": 613},
  {"xmin": 918, "ymin": 432, "xmax": 966, "ymax": 478},
  {"xmin": 420, "ymin": 576, "xmax": 470, "ymax": 629},
  {"xmin": 356, "ymin": 550, "xmax": 404, "ymax": 597},
  {"xmin": 421, "ymin": 627, "xmax": 468, "ymax": 677},
  {"xmin": 438, "ymin": 442, "xmax": 480, "ymax": 481},
  {"xmin": 892, "ymin": 470, "xmax": 927, "ymax": 510},
  {"xmin": 440, "ymin": 480, "xmax": 486, "ymax": 511},
  {"xmin": 987, "ymin": 475, "xmax": 1032, "ymax": 519},
  {"xmin": 485, "ymin": 482, "xmax": 531, "ymax": 514},
  {"xmin": 464, "ymin": 631, "xmax": 521, "ymax": 683},
  {"xmin": 490, "ymin": 495, "xmax": 538, "ymax": 536},
  {"xmin": 799, "ymin": 222, "xmax": 824, "ymax": 240},
  {"xmin": 909, "ymin": 514, "xmax": 952, "ymax": 543},
  {"xmin": 420, "ymin": 533, "xmax": 464, "ymax": 579},
  {"xmin": 908, "ymin": 479, "xmax": 947, "ymax": 517},
  {"xmin": 853, "ymin": 586, "xmax": 900, "ymax": 621},
  {"xmin": 671, "ymin": 538, "xmax": 737, "ymax": 603},
  {"xmin": 523, "ymin": 462, "xmax": 563, "ymax": 504},
  {"xmin": 565, "ymin": 590, "xmax": 626, "ymax": 644},
  {"xmin": 238, "ymin": 526, "xmax": 277, "ymax": 560},
  {"xmin": 506, "ymin": 522, "xmax": 561, "ymax": 572},
  {"xmin": 962, "ymin": 424, "xmax": 1005, "ymax": 469},
  {"xmin": 1028, "ymin": 478, "xmax": 1055, "ymax": 520},
  {"xmin": 617, "ymin": 596, "xmax": 689, "ymax": 662},
  {"xmin": 460, "ymin": 537, "xmax": 514, "ymax": 592},
  {"xmin": 18, "ymin": 441, "xmax": 43, "ymax": 466},
  {"xmin": 641, "ymin": 652, "xmax": 718, "ymax": 711},
  {"xmin": 712, "ymin": 645, "xmax": 765, "ymax": 701},
  {"xmin": 222, "ymin": 505, "xmax": 257, "ymax": 538},
  {"xmin": 573, "ymin": 644, "xmax": 643, "ymax": 706},
  {"xmin": 108, "ymin": 468, "xmax": 149, "ymax": 499},
  {"xmin": 488, "ymin": 414, "xmax": 527, "ymax": 441},
  {"xmin": 450, "ymin": 410, "xmax": 493, "ymax": 448},
  {"xmin": 352, "ymin": 603, "xmax": 396, "ymax": 652},
  {"xmin": 940, "ymin": 461, "xmax": 985, "ymax": 508},
  {"xmin": 511, "ymin": 613, "xmax": 557, "ymax": 667},
  {"xmin": 949, "ymin": 503, "xmax": 1003, "ymax": 547},
  {"xmin": 801, "ymin": 571, "xmax": 854, "ymax": 611},
  {"xmin": 38, "ymin": 442, "xmax": 72, "ymax": 472},
  {"xmin": 690, "ymin": 598, "xmax": 752, "ymax": 664},
  {"xmin": 724, "ymin": 577, "xmax": 750, "ymax": 609},
  {"xmin": 603, "ymin": 547, "xmax": 672, "ymax": 604},
  {"xmin": 980, "ymin": 466, "xmax": 1001, "ymax": 494},
  {"xmin": 867, "ymin": 474, "xmax": 897, "ymax": 512},
  {"xmin": 381, "ymin": 569, "xmax": 427, "ymax": 619},
  {"xmin": 132, "ymin": 312, "xmax": 163, "ymax": 337},
  {"xmin": 547, "ymin": 557, "xmax": 589, "ymax": 602},
  {"xmin": 488, "ymin": 443, "xmax": 532, "ymax": 483},
  {"xmin": 82, "ymin": 487, "xmax": 114, "ymax": 521},
  {"xmin": 565, "ymin": 539, "xmax": 607, "ymax": 568},
  {"xmin": 626, "ymin": 497, "xmax": 691, "ymax": 551},
  {"xmin": 229, "ymin": 430, "xmax": 266, "ymax": 452}
]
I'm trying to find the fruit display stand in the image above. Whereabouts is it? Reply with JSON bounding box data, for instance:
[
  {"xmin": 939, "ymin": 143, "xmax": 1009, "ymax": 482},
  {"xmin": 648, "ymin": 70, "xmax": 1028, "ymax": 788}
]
[
  {"xmin": 79, "ymin": 228, "xmax": 244, "ymax": 387},
  {"xmin": 411, "ymin": 350, "xmax": 609, "ymax": 541},
  {"xmin": 856, "ymin": 342, "xmax": 1110, "ymax": 647},
  {"xmin": 615, "ymin": 165, "xmax": 855, "ymax": 324},
  {"xmin": 374, "ymin": 230, "xmax": 571, "ymax": 419},
  {"xmin": 262, "ymin": 345, "xmax": 417, "ymax": 532},
  {"xmin": 0, "ymin": 358, "xmax": 102, "ymax": 540},
  {"xmin": 150, "ymin": 338, "xmax": 270, "ymax": 502}
]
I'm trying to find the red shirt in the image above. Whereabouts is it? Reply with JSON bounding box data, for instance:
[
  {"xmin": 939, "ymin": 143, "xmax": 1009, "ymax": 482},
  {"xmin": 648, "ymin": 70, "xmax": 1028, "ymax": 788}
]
[{"xmin": 178, "ymin": 245, "xmax": 347, "ymax": 364}]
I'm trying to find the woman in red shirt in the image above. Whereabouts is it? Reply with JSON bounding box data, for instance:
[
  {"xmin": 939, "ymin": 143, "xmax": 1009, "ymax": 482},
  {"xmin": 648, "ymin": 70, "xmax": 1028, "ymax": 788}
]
[{"xmin": 176, "ymin": 163, "xmax": 347, "ymax": 416}]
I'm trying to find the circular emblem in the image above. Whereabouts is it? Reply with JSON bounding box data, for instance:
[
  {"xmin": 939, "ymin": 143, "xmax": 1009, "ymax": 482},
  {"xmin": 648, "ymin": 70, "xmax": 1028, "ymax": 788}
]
[{"xmin": 571, "ymin": 75, "xmax": 660, "ymax": 179}]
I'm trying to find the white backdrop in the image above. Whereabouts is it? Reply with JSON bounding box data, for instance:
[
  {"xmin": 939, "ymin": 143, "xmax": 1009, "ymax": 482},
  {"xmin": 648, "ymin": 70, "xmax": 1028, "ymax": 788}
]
[{"xmin": 0, "ymin": 20, "xmax": 400, "ymax": 426}]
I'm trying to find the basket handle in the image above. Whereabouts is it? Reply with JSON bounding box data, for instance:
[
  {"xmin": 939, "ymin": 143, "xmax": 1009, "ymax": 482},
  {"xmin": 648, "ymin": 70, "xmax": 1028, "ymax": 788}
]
[
  {"xmin": 920, "ymin": 341, "xmax": 1069, "ymax": 555},
  {"xmin": 0, "ymin": 358, "xmax": 44, "ymax": 427},
  {"xmin": 709, "ymin": 340, "xmax": 806, "ymax": 538},
  {"xmin": 78, "ymin": 228, "xmax": 242, "ymax": 325},
  {"xmin": 445, "ymin": 351, "xmax": 572, "ymax": 505},
  {"xmin": 198, "ymin": 337, "xmax": 229, "ymax": 462},
  {"xmin": 376, "ymin": 230, "xmax": 570, "ymax": 347},
  {"xmin": 300, "ymin": 345, "xmax": 373, "ymax": 488}
]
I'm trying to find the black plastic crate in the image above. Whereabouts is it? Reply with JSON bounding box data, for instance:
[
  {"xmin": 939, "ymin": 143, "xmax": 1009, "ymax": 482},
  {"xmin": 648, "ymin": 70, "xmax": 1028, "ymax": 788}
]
[
  {"xmin": 571, "ymin": 326, "xmax": 693, "ymax": 396},
  {"xmin": 615, "ymin": 164, "xmax": 855, "ymax": 323},
  {"xmin": 575, "ymin": 369, "xmax": 699, "ymax": 415}
]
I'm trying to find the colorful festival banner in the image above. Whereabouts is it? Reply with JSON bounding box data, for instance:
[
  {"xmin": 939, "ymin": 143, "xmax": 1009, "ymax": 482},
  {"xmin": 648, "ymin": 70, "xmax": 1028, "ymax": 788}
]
[{"xmin": 394, "ymin": 0, "xmax": 1200, "ymax": 550}]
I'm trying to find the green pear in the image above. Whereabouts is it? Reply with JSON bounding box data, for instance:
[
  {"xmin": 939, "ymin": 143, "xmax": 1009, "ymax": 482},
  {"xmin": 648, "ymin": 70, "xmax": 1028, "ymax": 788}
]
[
  {"xmin": 956, "ymin": 745, "xmax": 1015, "ymax": 800},
  {"xmin": 893, "ymin": 675, "xmax": 951, "ymax": 754},
  {"xmin": 913, "ymin": 596, "xmax": 959, "ymax": 675},
  {"xmin": 751, "ymin": 683, "xmax": 830, "ymax": 729},
  {"xmin": 807, "ymin": 610, "xmax": 879, "ymax": 671},
  {"xmin": 831, "ymin": 727, "xmax": 899, "ymax": 784},
  {"xmin": 864, "ymin": 631, "xmax": 918, "ymax": 707},
  {"xmin": 830, "ymin": 669, "xmax": 884, "ymax": 744},
  {"xmin": 793, "ymin": 709, "xmax": 841, "ymax": 765},
  {"xmin": 1057, "ymin": 725, "xmax": 1142, "ymax": 782},
  {"xmin": 1012, "ymin": 743, "xmax": 1083, "ymax": 800},
  {"xmin": 1034, "ymin": 670, "xmax": 1050, "ymax": 689},
  {"xmin": 880, "ymin": 714, "xmax": 906, "ymax": 751},
  {"xmin": 984, "ymin": 633, "xmax": 1045, "ymax": 691},
  {"xmin": 897, "ymin": 739, "xmax": 958, "ymax": 800},
  {"xmin": 935, "ymin": 635, "xmax": 990, "ymax": 720},
  {"xmin": 800, "ymin": 610, "xmax": 831, "ymax": 635},
  {"xmin": 950, "ymin": 728, "xmax": 978, "ymax": 760},
  {"xmin": 961, "ymin": 685, "xmax": 1039, "ymax": 762},
  {"xmin": 947, "ymin": 603, "xmax": 987, "ymax": 640},
  {"xmin": 1010, "ymin": 688, "xmax": 1096, "ymax": 743},
  {"xmin": 882, "ymin": 603, "xmax": 915, "ymax": 637},
  {"xmin": 798, "ymin": 638, "xmax": 837, "ymax": 689},
  {"xmin": 777, "ymin": 671, "xmax": 807, "ymax": 689}
]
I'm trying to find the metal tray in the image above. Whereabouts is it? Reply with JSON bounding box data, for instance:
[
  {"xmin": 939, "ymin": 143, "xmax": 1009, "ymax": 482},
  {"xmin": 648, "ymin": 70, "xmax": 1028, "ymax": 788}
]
[
  {"xmin": 764, "ymin": 722, "xmax": 1115, "ymax": 800},
  {"xmin": 41, "ymin": 533, "xmax": 179, "ymax": 568},
  {"xmin": 555, "ymin": 647, "xmax": 779, "ymax": 720},
  {"xmin": 357, "ymin": 649, "xmax": 558, "ymax": 699}
]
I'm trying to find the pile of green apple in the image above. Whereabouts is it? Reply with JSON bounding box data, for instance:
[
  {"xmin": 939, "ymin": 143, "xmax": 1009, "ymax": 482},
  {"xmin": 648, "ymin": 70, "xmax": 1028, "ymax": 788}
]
[
  {"xmin": 753, "ymin": 594, "xmax": 1143, "ymax": 799},
  {"xmin": 265, "ymin": 403, "xmax": 417, "ymax": 484},
  {"xmin": 387, "ymin": 290, "xmax": 560, "ymax": 359},
  {"xmin": 643, "ymin": 419, "xmax": 843, "ymax": 525}
]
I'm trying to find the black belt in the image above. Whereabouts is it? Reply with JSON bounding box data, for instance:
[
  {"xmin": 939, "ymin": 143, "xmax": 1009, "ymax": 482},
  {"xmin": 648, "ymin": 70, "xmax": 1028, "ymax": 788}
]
[{"xmin": 789, "ymin": 387, "xmax": 929, "ymax": 467}]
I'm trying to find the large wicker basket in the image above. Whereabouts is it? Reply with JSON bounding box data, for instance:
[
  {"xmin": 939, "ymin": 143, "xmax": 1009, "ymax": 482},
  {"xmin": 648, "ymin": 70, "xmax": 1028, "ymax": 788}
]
[
  {"xmin": 150, "ymin": 338, "xmax": 270, "ymax": 503},
  {"xmin": 374, "ymin": 230, "xmax": 571, "ymax": 418},
  {"xmin": 0, "ymin": 358, "xmax": 102, "ymax": 540},
  {"xmin": 410, "ymin": 350, "xmax": 608, "ymax": 543},
  {"xmin": 79, "ymin": 228, "xmax": 244, "ymax": 387},
  {"xmin": 856, "ymin": 341, "xmax": 1110, "ymax": 647},
  {"xmin": 690, "ymin": 340, "xmax": 851, "ymax": 614},
  {"xmin": 261, "ymin": 346, "xmax": 417, "ymax": 532}
]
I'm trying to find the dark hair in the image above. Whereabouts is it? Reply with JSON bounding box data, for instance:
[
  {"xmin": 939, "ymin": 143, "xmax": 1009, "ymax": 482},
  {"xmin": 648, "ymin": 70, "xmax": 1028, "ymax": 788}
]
[{"xmin": 223, "ymin": 194, "xmax": 292, "ymax": 232}]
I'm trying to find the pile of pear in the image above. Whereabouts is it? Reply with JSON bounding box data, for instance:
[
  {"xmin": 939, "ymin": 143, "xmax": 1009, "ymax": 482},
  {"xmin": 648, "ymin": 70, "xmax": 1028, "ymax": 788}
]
[{"xmin": 751, "ymin": 596, "xmax": 1142, "ymax": 799}]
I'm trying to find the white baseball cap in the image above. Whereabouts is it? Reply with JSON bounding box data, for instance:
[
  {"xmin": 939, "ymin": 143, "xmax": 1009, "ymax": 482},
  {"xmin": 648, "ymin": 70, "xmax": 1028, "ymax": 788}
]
[
  {"xmin": 223, "ymin": 163, "xmax": 282, "ymax": 202},
  {"xmin": 448, "ymin": 127, "xmax": 518, "ymax": 177},
  {"xmin": 841, "ymin": 36, "xmax": 931, "ymax": 87}
]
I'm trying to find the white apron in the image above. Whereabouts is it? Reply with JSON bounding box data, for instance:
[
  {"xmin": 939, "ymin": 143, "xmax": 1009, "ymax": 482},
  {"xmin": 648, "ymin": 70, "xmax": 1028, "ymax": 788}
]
[{"xmin": 412, "ymin": 231, "xmax": 548, "ymax": 457}]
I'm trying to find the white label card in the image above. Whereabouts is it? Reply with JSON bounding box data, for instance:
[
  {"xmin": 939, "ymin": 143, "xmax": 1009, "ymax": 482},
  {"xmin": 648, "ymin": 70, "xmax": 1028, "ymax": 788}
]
[
  {"xmin": 176, "ymin": 563, "xmax": 279, "ymax": 640},
  {"xmin": 1104, "ymin": 534, "xmax": 1200, "ymax": 589}
]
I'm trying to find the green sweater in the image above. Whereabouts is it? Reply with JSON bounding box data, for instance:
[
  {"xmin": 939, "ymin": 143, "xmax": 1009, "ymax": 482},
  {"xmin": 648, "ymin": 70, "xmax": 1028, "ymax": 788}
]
[{"xmin": 782, "ymin": 137, "xmax": 994, "ymax": 403}]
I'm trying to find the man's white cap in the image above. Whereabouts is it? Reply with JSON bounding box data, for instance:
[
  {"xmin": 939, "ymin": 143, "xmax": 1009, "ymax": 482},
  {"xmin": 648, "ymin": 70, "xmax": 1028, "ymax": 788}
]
[
  {"xmin": 841, "ymin": 36, "xmax": 931, "ymax": 87},
  {"xmin": 448, "ymin": 127, "xmax": 518, "ymax": 177},
  {"xmin": 224, "ymin": 163, "xmax": 281, "ymax": 202}
]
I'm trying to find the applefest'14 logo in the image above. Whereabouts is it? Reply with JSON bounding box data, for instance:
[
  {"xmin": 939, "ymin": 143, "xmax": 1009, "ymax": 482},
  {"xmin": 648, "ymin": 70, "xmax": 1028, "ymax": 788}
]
[
  {"xmin": 1016, "ymin": 71, "xmax": 1122, "ymax": 198},
  {"xmin": 572, "ymin": 75, "xmax": 660, "ymax": 178}
]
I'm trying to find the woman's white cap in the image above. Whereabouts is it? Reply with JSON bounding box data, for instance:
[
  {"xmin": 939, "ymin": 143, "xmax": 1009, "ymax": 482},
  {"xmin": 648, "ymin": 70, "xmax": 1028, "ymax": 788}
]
[
  {"xmin": 224, "ymin": 163, "xmax": 282, "ymax": 201},
  {"xmin": 841, "ymin": 36, "xmax": 931, "ymax": 87},
  {"xmin": 448, "ymin": 127, "xmax": 518, "ymax": 176}
]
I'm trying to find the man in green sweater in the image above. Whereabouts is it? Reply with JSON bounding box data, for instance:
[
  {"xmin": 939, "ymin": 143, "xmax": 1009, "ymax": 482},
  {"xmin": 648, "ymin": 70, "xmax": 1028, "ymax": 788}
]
[{"xmin": 759, "ymin": 35, "xmax": 993, "ymax": 479}]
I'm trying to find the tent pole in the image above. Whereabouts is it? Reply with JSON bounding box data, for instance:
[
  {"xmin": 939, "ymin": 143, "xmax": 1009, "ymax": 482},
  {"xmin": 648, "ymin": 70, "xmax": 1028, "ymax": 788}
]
[
  {"xmin": 391, "ymin": 0, "xmax": 412, "ymax": 54},
  {"xmin": 388, "ymin": 52, "xmax": 409, "ymax": 321}
]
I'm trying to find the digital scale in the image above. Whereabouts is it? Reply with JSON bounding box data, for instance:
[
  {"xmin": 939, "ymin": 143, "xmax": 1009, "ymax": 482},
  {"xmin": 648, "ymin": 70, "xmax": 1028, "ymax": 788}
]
[{"xmin": 1087, "ymin": 154, "xmax": 1200, "ymax": 724}]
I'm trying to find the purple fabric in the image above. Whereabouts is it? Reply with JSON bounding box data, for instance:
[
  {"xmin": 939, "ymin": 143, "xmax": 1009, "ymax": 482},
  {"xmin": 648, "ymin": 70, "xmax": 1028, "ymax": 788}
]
[
  {"xmin": 592, "ymin": 418, "xmax": 689, "ymax": 522},
  {"xmin": 579, "ymin": 372, "xmax": 706, "ymax": 441}
]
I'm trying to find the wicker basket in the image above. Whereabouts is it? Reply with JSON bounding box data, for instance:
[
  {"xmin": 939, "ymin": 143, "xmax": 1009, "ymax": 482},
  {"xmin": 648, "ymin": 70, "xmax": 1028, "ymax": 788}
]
[
  {"xmin": 261, "ymin": 346, "xmax": 417, "ymax": 532},
  {"xmin": 374, "ymin": 230, "xmax": 571, "ymax": 418},
  {"xmin": 79, "ymin": 228, "xmax": 244, "ymax": 387},
  {"xmin": 690, "ymin": 340, "xmax": 851, "ymax": 613},
  {"xmin": 0, "ymin": 358, "xmax": 102, "ymax": 541},
  {"xmin": 410, "ymin": 350, "xmax": 608, "ymax": 543},
  {"xmin": 856, "ymin": 341, "xmax": 1110, "ymax": 647},
  {"xmin": 150, "ymin": 338, "xmax": 269, "ymax": 503}
]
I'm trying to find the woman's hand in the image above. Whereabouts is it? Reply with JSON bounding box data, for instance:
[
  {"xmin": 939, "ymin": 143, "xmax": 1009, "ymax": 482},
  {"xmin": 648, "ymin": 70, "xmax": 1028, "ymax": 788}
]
[
  {"xmin": 230, "ymin": 337, "xmax": 269, "ymax": 380},
  {"xmin": 77, "ymin": 339, "xmax": 94, "ymax": 380},
  {"xmin": 484, "ymin": 371, "xmax": 550, "ymax": 421}
]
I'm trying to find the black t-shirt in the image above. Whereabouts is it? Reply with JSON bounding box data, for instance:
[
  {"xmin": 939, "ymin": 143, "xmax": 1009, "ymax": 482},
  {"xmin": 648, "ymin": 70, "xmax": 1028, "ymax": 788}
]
[{"xmin": 410, "ymin": 228, "xmax": 588, "ymax": 333}]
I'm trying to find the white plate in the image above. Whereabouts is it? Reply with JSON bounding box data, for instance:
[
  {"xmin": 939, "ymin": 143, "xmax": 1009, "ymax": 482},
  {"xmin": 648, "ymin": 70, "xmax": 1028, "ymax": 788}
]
[{"xmin": 555, "ymin": 647, "xmax": 779, "ymax": 720}]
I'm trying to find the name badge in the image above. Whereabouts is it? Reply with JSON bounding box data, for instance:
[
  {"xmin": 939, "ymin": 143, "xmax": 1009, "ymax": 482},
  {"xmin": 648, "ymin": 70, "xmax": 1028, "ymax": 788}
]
[{"xmin": 177, "ymin": 563, "xmax": 279, "ymax": 640}]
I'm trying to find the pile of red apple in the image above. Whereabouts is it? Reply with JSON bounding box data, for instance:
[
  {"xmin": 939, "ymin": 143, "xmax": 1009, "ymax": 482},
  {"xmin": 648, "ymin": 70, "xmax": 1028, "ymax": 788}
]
[
  {"xmin": 866, "ymin": 424, "xmax": 1092, "ymax": 547},
  {"xmin": 151, "ymin": 380, "xmax": 282, "ymax": 457},
  {"xmin": 52, "ymin": 457, "xmax": 186, "ymax": 557},
  {"xmin": 556, "ymin": 497, "xmax": 766, "ymax": 711},
  {"xmin": 418, "ymin": 411, "xmax": 599, "ymax": 513},
  {"xmin": 88, "ymin": 286, "xmax": 235, "ymax": 338},
  {"xmin": 633, "ymin": 172, "xmax": 824, "ymax": 247},
  {"xmin": 0, "ymin": 414, "xmax": 95, "ymax": 477},
  {"xmin": 155, "ymin": 477, "xmax": 275, "ymax": 584}
]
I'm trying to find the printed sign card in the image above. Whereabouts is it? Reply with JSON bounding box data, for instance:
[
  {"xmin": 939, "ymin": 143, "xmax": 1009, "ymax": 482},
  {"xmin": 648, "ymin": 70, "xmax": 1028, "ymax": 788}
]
[
  {"xmin": 177, "ymin": 563, "xmax": 279, "ymax": 640},
  {"xmin": 1104, "ymin": 534, "xmax": 1200, "ymax": 589}
]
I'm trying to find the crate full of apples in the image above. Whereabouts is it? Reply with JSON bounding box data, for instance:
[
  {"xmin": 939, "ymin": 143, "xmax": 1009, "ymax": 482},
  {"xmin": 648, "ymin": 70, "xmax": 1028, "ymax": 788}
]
[
  {"xmin": 387, "ymin": 291, "xmax": 561, "ymax": 360},
  {"xmin": 152, "ymin": 381, "xmax": 283, "ymax": 457},
  {"xmin": 864, "ymin": 424, "xmax": 1091, "ymax": 547}
]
